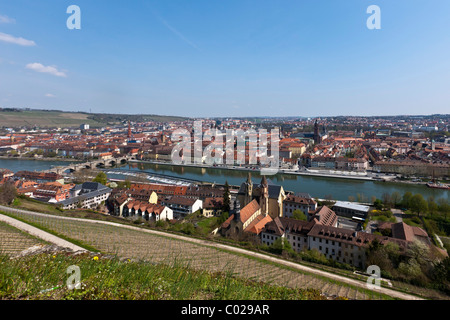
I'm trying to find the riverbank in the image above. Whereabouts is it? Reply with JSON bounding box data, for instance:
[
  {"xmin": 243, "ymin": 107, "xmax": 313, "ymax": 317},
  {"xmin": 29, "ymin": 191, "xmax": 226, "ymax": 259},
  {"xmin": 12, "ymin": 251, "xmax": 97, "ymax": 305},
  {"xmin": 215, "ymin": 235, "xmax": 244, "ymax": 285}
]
[
  {"xmin": 0, "ymin": 155, "xmax": 82, "ymax": 163},
  {"xmin": 1, "ymin": 157, "xmax": 447, "ymax": 202},
  {"xmin": 130, "ymin": 159, "xmax": 411, "ymax": 183}
]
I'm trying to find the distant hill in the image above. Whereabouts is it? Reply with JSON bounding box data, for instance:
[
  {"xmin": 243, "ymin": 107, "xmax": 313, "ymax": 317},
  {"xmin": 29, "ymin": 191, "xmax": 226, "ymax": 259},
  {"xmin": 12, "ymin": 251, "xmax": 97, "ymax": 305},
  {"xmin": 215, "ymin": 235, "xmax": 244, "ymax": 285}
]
[{"xmin": 0, "ymin": 109, "xmax": 189, "ymax": 128}]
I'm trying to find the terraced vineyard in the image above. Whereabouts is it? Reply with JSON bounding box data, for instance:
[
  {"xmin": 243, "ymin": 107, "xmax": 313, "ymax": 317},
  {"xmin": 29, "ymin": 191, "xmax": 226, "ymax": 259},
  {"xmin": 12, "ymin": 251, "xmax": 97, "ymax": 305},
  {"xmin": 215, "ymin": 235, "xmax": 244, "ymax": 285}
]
[
  {"xmin": 1, "ymin": 208, "xmax": 391, "ymax": 300},
  {"xmin": 0, "ymin": 221, "xmax": 47, "ymax": 256}
]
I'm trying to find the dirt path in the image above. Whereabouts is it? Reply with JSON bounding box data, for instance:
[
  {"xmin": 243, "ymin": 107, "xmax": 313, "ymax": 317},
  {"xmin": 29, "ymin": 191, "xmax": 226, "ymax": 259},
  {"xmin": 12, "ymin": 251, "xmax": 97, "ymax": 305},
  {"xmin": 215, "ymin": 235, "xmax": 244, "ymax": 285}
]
[{"xmin": 0, "ymin": 205, "xmax": 423, "ymax": 300}]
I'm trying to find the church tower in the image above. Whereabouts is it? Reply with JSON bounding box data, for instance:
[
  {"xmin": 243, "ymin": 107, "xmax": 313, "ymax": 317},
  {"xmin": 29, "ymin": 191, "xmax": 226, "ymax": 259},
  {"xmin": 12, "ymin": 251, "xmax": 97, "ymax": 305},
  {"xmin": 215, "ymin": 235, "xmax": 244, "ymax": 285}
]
[
  {"xmin": 127, "ymin": 121, "xmax": 132, "ymax": 140},
  {"xmin": 313, "ymin": 119, "xmax": 320, "ymax": 144},
  {"xmin": 245, "ymin": 172, "xmax": 253, "ymax": 206},
  {"xmin": 233, "ymin": 199, "xmax": 241, "ymax": 222},
  {"xmin": 260, "ymin": 175, "xmax": 269, "ymax": 216}
]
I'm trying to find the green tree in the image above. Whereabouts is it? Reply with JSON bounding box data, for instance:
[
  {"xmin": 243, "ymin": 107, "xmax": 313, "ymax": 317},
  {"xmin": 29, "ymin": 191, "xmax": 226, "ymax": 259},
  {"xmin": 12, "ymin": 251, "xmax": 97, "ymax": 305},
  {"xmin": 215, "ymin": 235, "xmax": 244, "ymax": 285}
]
[
  {"xmin": 270, "ymin": 237, "xmax": 293, "ymax": 255},
  {"xmin": 117, "ymin": 179, "xmax": 131, "ymax": 189},
  {"xmin": 182, "ymin": 223, "xmax": 195, "ymax": 235},
  {"xmin": 398, "ymin": 259, "xmax": 422, "ymax": 279},
  {"xmin": 410, "ymin": 194, "xmax": 428, "ymax": 216},
  {"xmin": 407, "ymin": 239, "xmax": 431, "ymax": 266},
  {"xmin": 365, "ymin": 239, "xmax": 393, "ymax": 273},
  {"xmin": 373, "ymin": 199, "xmax": 383, "ymax": 211},
  {"xmin": 93, "ymin": 172, "xmax": 108, "ymax": 185},
  {"xmin": 427, "ymin": 196, "xmax": 438, "ymax": 217},
  {"xmin": 391, "ymin": 191, "xmax": 401, "ymax": 207},
  {"xmin": 292, "ymin": 209, "xmax": 307, "ymax": 221},
  {"xmin": 433, "ymin": 257, "xmax": 450, "ymax": 283},
  {"xmin": 222, "ymin": 181, "xmax": 231, "ymax": 213},
  {"xmin": 401, "ymin": 192, "xmax": 413, "ymax": 209},
  {"xmin": 438, "ymin": 199, "xmax": 450, "ymax": 220},
  {"xmin": 217, "ymin": 211, "xmax": 229, "ymax": 225}
]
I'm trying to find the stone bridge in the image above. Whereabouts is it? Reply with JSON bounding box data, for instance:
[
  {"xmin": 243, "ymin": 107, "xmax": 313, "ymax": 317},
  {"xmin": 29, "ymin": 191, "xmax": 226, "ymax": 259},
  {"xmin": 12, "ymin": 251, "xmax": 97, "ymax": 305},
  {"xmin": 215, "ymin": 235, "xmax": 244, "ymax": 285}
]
[{"xmin": 44, "ymin": 156, "xmax": 134, "ymax": 175}]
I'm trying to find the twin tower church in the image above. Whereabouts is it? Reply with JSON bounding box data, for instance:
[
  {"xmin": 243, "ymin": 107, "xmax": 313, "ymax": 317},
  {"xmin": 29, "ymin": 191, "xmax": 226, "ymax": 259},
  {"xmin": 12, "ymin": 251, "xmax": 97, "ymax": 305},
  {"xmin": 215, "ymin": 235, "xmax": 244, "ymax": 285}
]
[{"xmin": 220, "ymin": 173, "xmax": 286, "ymax": 237}]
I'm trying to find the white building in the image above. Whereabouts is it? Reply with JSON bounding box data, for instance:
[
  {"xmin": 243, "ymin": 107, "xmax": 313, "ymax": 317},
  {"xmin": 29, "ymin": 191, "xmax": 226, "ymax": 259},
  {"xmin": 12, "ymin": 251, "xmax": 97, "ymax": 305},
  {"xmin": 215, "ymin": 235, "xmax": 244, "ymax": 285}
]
[
  {"xmin": 332, "ymin": 201, "xmax": 370, "ymax": 220},
  {"xmin": 60, "ymin": 182, "xmax": 111, "ymax": 210},
  {"xmin": 283, "ymin": 193, "xmax": 317, "ymax": 219},
  {"xmin": 160, "ymin": 196, "xmax": 203, "ymax": 218}
]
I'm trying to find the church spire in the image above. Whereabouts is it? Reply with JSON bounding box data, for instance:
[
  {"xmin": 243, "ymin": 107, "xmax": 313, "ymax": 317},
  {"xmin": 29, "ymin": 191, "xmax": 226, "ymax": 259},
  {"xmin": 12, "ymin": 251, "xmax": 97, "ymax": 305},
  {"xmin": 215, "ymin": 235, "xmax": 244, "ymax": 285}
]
[{"xmin": 261, "ymin": 175, "xmax": 268, "ymax": 187}]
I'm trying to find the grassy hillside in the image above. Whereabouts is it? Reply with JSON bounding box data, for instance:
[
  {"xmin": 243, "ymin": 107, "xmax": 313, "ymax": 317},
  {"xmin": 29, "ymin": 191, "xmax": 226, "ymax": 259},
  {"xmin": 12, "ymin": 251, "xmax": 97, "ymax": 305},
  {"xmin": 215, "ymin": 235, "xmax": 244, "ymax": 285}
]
[
  {"xmin": 0, "ymin": 251, "xmax": 326, "ymax": 300},
  {"xmin": 1, "ymin": 205, "xmax": 396, "ymax": 300},
  {"xmin": 0, "ymin": 110, "xmax": 104, "ymax": 128},
  {"xmin": 0, "ymin": 109, "xmax": 189, "ymax": 128}
]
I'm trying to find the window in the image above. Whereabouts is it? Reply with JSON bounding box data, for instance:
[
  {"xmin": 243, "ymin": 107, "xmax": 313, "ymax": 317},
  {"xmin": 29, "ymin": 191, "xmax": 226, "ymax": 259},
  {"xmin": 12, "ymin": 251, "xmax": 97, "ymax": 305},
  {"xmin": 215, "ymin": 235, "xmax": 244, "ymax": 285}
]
[
  {"xmin": 326, "ymin": 240, "xmax": 328, "ymax": 244},
  {"xmin": 319, "ymin": 246, "xmax": 322, "ymax": 251}
]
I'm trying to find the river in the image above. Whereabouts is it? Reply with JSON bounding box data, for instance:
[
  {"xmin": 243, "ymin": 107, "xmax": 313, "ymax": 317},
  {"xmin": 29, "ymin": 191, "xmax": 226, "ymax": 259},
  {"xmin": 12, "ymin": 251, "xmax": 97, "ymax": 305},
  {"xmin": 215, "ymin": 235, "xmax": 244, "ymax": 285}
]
[{"xmin": 0, "ymin": 158, "xmax": 447, "ymax": 202}]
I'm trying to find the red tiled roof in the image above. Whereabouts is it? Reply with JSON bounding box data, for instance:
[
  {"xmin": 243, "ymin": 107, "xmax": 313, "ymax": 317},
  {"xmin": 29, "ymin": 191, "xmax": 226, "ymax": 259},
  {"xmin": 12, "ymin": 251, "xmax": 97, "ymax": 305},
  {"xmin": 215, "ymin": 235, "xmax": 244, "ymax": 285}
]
[
  {"xmin": 239, "ymin": 199, "xmax": 260, "ymax": 224},
  {"xmin": 392, "ymin": 222, "xmax": 428, "ymax": 242},
  {"xmin": 313, "ymin": 206, "xmax": 338, "ymax": 227},
  {"xmin": 245, "ymin": 214, "xmax": 273, "ymax": 235},
  {"xmin": 222, "ymin": 199, "xmax": 260, "ymax": 228}
]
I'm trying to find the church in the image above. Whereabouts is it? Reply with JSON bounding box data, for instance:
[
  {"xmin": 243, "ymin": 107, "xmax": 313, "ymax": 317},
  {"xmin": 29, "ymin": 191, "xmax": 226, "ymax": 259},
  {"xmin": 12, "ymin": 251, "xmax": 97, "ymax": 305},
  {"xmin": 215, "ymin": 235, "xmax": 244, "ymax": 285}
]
[
  {"xmin": 236, "ymin": 173, "xmax": 286, "ymax": 219},
  {"xmin": 220, "ymin": 174, "xmax": 285, "ymax": 238}
]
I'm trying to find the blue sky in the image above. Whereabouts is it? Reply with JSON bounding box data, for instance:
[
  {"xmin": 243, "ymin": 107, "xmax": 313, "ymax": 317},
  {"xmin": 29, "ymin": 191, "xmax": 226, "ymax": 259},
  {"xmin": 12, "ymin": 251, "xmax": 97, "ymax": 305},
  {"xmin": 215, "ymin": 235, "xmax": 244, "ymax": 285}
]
[{"xmin": 0, "ymin": 0, "xmax": 450, "ymax": 118}]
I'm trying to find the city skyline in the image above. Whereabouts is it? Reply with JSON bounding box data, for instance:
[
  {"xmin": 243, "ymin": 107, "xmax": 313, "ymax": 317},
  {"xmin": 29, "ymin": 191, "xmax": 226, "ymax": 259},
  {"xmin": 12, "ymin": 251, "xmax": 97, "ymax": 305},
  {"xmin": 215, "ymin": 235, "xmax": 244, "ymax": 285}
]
[{"xmin": 1, "ymin": 1, "xmax": 450, "ymax": 118}]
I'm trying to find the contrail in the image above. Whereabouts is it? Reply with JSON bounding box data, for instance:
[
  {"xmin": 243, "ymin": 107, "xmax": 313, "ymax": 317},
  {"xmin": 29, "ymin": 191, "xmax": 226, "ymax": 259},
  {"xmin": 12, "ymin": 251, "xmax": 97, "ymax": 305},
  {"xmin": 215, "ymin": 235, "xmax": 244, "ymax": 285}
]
[{"xmin": 157, "ymin": 15, "xmax": 199, "ymax": 50}]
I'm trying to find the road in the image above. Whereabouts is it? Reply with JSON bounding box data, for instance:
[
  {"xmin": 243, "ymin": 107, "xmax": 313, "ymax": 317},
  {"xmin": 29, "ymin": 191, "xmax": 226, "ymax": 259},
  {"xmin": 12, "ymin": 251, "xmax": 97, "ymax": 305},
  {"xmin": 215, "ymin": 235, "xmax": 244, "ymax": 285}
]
[
  {"xmin": 0, "ymin": 212, "xmax": 87, "ymax": 252},
  {"xmin": 0, "ymin": 205, "xmax": 424, "ymax": 300},
  {"xmin": 392, "ymin": 208, "xmax": 404, "ymax": 223}
]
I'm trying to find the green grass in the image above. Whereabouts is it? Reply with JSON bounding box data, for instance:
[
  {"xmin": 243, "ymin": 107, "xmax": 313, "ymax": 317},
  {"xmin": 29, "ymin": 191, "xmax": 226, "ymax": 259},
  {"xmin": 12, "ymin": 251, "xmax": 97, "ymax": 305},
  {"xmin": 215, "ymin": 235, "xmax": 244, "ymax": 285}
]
[
  {"xmin": 403, "ymin": 218, "xmax": 422, "ymax": 227},
  {"xmin": 371, "ymin": 215, "xmax": 397, "ymax": 223},
  {"xmin": 0, "ymin": 110, "xmax": 104, "ymax": 128},
  {"xmin": 0, "ymin": 109, "xmax": 190, "ymax": 128},
  {"xmin": 3, "ymin": 202, "xmax": 438, "ymax": 300},
  {"xmin": 0, "ymin": 252, "xmax": 325, "ymax": 300}
]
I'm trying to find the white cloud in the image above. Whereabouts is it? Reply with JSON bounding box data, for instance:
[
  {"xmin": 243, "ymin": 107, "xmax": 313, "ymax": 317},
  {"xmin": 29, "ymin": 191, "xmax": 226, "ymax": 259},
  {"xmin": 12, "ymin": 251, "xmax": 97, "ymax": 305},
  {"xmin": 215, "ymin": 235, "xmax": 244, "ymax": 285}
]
[
  {"xmin": 26, "ymin": 63, "xmax": 67, "ymax": 77},
  {"xmin": 0, "ymin": 32, "xmax": 35, "ymax": 46},
  {"xmin": 45, "ymin": 93, "xmax": 56, "ymax": 98},
  {"xmin": 0, "ymin": 14, "xmax": 15, "ymax": 24}
]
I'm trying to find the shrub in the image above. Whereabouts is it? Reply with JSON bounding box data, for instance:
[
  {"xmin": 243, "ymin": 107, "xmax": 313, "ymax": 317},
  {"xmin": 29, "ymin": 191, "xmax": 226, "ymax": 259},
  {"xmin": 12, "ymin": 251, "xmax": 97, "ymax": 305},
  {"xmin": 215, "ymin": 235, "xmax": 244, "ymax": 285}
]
[{"xmin": 181, "ymin": 223, "xmax": 195, "ymax": 235}]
